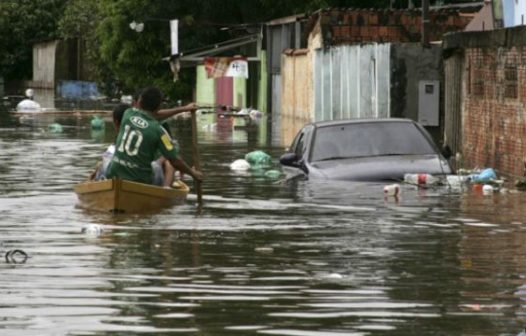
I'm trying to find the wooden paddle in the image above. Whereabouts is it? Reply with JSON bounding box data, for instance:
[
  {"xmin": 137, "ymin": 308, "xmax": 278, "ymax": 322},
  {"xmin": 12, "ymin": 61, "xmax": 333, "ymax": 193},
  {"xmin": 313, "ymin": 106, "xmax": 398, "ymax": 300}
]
[{"xmin": 191, "ymin": 111, "xmax": 203, "ymax": 204}]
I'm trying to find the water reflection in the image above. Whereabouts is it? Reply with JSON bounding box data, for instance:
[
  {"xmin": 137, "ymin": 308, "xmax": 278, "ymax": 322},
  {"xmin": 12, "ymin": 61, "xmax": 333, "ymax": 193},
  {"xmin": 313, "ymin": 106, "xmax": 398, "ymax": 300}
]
[{"xmin": 1, "ymin": 108, "xmax": 526, "ymax": 335}]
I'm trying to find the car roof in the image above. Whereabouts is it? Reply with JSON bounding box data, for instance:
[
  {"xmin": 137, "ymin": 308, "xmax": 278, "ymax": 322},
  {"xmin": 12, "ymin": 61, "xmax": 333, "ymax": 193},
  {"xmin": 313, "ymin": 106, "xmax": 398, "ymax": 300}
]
[{"xmin": 310, "ymin": 118, "xmax": 416, "ymax": 129}]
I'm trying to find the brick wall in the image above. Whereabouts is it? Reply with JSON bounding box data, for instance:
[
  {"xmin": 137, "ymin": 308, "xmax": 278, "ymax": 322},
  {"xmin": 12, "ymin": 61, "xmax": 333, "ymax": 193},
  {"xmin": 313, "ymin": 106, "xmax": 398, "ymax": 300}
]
[
  {"xmin": 463, "ymin": 47, "xmax": 526, "ymax": 178},
  {"xmin": 316, "ymin": 8, "xmax": 474, "ymax": 45}
]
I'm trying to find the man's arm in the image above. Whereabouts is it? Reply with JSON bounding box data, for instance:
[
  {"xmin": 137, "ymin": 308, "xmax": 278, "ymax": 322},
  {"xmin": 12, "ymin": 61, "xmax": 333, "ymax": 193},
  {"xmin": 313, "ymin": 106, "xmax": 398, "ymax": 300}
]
[
  {"xmin": 153, "ymin": 102, "xmax": 198, "ymax": 121},
  {"xmin": 169, "ymin": 156, "xmax": 203, "ymax": 182}
]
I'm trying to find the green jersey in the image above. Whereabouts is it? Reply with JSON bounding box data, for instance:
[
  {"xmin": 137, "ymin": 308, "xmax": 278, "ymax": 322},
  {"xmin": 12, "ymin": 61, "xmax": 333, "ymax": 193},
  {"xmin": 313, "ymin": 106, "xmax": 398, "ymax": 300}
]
[{"xmin": 106, "ymin": 108, "xmax": 178, "ymax": 184}]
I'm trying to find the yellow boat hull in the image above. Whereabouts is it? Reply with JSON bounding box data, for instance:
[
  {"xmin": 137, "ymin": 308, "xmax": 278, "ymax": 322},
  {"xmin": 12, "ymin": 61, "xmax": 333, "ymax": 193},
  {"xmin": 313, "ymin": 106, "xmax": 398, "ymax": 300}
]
[{"xmin": 74, "ymin": 178, "xmax": 189, "ymax": 213}]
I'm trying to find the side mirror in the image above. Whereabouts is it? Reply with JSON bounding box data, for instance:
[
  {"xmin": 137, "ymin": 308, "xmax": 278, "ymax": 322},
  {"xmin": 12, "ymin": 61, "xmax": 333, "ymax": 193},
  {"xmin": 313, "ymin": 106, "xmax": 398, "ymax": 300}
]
[
  {"xmin": 280, "ymin": 152, "xmax": 299, "ymax": 167},
  {"xmin": 441, "ymin": 145, "xmax": 452, "ymax": 160}
]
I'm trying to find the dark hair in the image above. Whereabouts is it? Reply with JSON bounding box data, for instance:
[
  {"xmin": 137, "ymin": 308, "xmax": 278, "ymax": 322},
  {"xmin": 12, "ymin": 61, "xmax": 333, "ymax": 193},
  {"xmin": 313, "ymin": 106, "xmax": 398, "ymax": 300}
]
[
  {"xmin": 113, "ymin": 103, "xmax": 131, "ymax": 125},
  {"xmin": 139, "ymin": 86, "xmax": 163, "ymax": 112}
]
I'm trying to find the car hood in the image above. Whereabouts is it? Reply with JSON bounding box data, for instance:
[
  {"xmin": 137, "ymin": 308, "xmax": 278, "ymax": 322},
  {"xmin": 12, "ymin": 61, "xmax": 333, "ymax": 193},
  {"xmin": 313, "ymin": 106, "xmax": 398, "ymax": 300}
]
[{"xmin": 308, "ymin": 154, "xmax": 451, "ymax": 181}]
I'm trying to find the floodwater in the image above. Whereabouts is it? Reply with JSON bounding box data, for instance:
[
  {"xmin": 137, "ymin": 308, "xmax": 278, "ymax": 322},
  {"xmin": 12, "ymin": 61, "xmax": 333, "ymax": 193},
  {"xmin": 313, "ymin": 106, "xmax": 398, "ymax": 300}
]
[{"xmin": 1, "ymin": 108, "xmax": 526, "ymax": 336}]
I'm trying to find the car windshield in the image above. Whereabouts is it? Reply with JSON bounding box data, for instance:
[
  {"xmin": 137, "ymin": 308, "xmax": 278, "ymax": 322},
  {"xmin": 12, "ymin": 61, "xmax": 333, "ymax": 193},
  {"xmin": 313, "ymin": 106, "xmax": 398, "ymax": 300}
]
[{"xmin": 311, "ymin": 121, "xmax": 437, "ymax": 162}]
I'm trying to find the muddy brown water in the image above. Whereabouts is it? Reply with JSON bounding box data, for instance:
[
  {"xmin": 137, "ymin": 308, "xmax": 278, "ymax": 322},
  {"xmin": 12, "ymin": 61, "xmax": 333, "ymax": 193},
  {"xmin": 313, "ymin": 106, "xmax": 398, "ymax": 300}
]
[{"xmin": 1, "ymin": 109, "xmax": 526, "ymax": 336}]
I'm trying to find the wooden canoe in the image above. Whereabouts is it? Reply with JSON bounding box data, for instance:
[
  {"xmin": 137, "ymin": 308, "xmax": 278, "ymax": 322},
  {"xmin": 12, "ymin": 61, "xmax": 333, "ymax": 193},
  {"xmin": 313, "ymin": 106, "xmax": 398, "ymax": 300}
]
[{"xmin": 74, "ymin": 178, "xmax": 190, "ymax": 213}]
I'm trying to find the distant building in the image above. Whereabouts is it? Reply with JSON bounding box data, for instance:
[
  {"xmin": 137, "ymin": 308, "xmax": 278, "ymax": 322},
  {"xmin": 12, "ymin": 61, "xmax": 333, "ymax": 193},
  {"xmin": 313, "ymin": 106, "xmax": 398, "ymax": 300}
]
[
  {"xmin": 501, "ymin": 0, "xmax": 526, "ymax": 27},
  {"xmin": 277, "ymin": 7, "xmax": 478, "ymax": 146},
  {"xmin": 464, "ymin": 0, "xmax": 495, "ymax": 31},
  {"xmin": 443, "ymin": 26, "xmax": 526, "ymax": 178}
]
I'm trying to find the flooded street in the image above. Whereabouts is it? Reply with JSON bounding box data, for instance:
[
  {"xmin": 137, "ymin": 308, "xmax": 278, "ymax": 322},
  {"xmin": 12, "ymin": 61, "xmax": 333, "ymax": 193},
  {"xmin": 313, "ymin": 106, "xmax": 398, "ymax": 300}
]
[{"xmin": 2, "ymin": 109, "xmax": 526, "ymax": 336}]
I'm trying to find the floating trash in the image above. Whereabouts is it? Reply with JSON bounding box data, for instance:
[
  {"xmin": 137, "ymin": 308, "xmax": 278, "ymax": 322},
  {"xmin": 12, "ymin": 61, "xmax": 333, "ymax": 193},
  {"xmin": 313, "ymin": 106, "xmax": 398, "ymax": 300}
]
[
  {"xmin": 404, "ymin": 173, "xmax": 440, "ymax": 185},
  {"xmin": 470, "ymin": 168, "xmax": 497, "ymax": 183},
  {"xmin": 323, "ymin": 273, "xmax": 343, "ymax": 279},
  {"xmin": 5, "ymin": 249, "xmax": 29, "ymax": 264},
  {"xmin": 446, "ymin": 175, "xmax": 470, "ymax": 186},
  {"xmin": 482, "ymin": 184, "xmax": 494, "ymax": 195},
  {"xmin": 245, "ymin": 150, "xmax": 272, "ymax": 168},
  {"xmin": 383, "ymin": 183, "xmax": 401, "ymax": 196},
  {"xmin": 16, "ymin": 99, "xmax": 41, "ymax": 112},
  {"xmin": 90, "ymin": 116, "xmax": 105, "ymax": 130},
  {"xmin": 81, "ymin": 224, "xmax": 104, "ymax": 236},
  {"xmin": 48, "ymin": 123, "xmax": 63, "ymax": 133},
  {"xmin": 254, "ymin": 247, "xmax": 274, "ymax": 253},
  {"xmin": 230, "ymin": 159, "xmax": 251, "ymax": 171}
]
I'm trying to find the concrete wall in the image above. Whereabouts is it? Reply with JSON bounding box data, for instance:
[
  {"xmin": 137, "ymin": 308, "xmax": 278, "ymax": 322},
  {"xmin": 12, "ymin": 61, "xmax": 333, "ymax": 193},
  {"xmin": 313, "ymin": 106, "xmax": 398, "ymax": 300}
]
[
  {"xmin": 444, "ymin": 26, "xmax": 526, "ymax": 178},
  {"xmin": 390, "ymin": 43, "xmax": 442, "ymax": 121},
  {"xmin": 32, "ymin": 41, "xmax": 58, "ymax": 89}
]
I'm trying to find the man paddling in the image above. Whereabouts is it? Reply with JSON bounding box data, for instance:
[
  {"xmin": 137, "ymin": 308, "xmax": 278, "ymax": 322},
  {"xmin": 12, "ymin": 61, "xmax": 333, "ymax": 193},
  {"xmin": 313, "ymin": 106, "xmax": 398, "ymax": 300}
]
[{"xmin": 106, "ymin": 86, "xmax": 203, "ymax": 186}]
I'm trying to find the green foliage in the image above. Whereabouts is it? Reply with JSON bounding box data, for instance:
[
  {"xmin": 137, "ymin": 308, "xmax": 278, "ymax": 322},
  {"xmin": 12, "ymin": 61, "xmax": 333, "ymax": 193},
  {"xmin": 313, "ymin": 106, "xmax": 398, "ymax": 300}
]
[
  {"xmin": 0, "ymin": 0, "xmax": 66, "ymax": 81},
  {"xmin": 58, "ymin": 0, "xmax": 100, "ymax": 39}
]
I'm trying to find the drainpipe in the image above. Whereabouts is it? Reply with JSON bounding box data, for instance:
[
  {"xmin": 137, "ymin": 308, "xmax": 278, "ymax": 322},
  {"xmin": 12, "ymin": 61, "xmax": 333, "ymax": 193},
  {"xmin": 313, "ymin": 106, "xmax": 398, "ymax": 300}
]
[{"xmin": 422, "ymin": 0, "xmax": 430, "ymax": 47}]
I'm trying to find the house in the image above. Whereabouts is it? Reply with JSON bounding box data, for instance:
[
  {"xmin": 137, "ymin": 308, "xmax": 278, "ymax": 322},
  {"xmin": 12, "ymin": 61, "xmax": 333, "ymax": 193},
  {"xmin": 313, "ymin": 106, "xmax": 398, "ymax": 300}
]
[
  {"xmin": 189, "ymin": 14, "xmax": 307, "ymax": 145},
  {"xmin": 443, "ymin": 26, "xmax": 526, "ymax": 179},
  {"xmin": 499, "ymin": 0, "xmax": 526, "ymax": 27},
  {"xmin": 183, "ymin": 32, "xmax": 269, "ymax": 144},
  {"xmin": 276, "ymin": 7, "xmax": 478, "ymax": 146},
  {"xmin": 443, "ymin": 0, "xmax": 526, "ymax": 179}
]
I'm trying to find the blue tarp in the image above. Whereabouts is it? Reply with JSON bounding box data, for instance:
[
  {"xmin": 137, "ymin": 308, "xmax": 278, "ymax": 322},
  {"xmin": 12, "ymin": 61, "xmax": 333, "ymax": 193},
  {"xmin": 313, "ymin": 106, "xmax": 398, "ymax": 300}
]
[{"xmin": 57, "ymin": 80, "xmax": 99, "ymax": 100}]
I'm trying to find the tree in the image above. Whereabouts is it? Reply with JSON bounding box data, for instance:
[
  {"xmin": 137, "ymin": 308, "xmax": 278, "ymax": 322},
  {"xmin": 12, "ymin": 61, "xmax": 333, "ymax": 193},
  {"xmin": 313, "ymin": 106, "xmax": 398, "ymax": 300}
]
[{"xmin": 0, "ymin": 0, "xmax": 66, "ymax": 82}]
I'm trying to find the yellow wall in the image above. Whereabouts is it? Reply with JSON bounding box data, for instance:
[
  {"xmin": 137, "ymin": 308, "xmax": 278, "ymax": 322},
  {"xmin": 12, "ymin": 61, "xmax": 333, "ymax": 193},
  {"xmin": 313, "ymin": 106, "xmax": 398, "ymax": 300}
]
[{"xmin": 280, "ymin": 50, "xmax": 314, "ymax": 147}]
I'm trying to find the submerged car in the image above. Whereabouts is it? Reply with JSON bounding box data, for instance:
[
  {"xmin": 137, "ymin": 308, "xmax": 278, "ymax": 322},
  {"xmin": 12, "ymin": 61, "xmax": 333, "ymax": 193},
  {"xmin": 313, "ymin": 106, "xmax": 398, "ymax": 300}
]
[{"xmin": 280, "ymin": 118, "xmax": 452, "ymax": 181}]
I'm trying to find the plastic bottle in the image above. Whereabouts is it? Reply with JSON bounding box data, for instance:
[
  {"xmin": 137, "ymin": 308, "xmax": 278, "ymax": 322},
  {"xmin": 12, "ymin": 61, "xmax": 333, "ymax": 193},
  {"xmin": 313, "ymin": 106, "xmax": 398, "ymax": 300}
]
[
  {"xmin": 446, "ymin": 175, "xmax": 470, "ymax": 186},
  {"xmin": 403, "ymin": 173, "xmax": 439, "ymax": 185},
  {"xmin": 384, "ymin": 183, "xmax": 401, "ymax": 196},
  {"xmin": 482, "ymin": 184, "xmax": 494, "ymax": 195}
]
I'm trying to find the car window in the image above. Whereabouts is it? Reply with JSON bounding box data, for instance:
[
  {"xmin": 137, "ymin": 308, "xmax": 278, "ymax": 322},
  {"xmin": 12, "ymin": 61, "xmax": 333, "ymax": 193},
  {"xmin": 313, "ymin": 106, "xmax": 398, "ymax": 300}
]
[
  {"xmin": 311, "ymin": 122, "xmax": 437, "ymax": 162},
  {"xmin": 294, "ymin": 133, "xmax": 305, "ymax": 157}
]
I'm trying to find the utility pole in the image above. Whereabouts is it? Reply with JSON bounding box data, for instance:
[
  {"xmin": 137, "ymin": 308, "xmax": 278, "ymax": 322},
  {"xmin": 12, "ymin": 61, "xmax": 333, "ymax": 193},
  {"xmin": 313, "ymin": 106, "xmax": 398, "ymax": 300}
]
[{"xmin": 422, "ymin": 0, "xmax": 430, "ymax": 47}]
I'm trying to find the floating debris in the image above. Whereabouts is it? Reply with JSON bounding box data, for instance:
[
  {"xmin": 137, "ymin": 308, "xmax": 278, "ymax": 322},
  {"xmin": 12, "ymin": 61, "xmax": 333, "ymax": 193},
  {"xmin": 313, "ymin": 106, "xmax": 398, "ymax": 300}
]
[
  {"xmin": 48, "ymin": 123, "xmax": 63, "ymax": 133},
  {"xmin": 90, "ymin": 116, "xmax": 105, "ymax": 130},
  {"xmin": 5, "ymin": 249, "xmax": 29, "ymax": 264},
  {"xmin": 245, "ymin": 150, "xmax": 272, "ymax": 168},
  {"xmin": 230, "ymin": 159, "xmax": 251, "ymax": 171},
  {"xmin": 383, "ymin": 183, "xmax": 401, "ymax": 197},
  {"xmin": 81, "ymin": 224, "xmax": 104, "ymax": 236},
  {"xmin": 254, "ymin": 247, "xmax": 274, "ymax": 253}
]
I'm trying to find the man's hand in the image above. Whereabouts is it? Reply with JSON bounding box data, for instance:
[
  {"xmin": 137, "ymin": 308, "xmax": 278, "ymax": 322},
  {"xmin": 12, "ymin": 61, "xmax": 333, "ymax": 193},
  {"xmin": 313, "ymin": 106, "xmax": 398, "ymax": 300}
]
[
  {"xmin": 191, "ymin": 169, "xmax": 204, "ymax": 182},
  {"xmin": 184, "ymin": 102, "xmax": 198, "ymax": 112}
]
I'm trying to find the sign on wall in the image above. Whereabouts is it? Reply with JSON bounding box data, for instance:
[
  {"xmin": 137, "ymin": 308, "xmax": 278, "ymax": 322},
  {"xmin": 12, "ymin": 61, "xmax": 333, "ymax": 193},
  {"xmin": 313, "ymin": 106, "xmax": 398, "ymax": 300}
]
[{"xmin": 204, "ymin": 57, "xmax": 248, "ymax": 79}]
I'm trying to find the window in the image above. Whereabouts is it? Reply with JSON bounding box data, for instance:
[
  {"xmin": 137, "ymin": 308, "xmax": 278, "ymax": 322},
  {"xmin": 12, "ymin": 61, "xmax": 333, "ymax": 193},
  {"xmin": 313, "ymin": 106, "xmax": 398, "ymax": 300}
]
[
  {"xmin": 311, "ymin": 122, "xmax": 436, "ymax": 162},
  {"xmin": 504, "ymin": 65, "xmax": 517, "ymax": 99}
]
